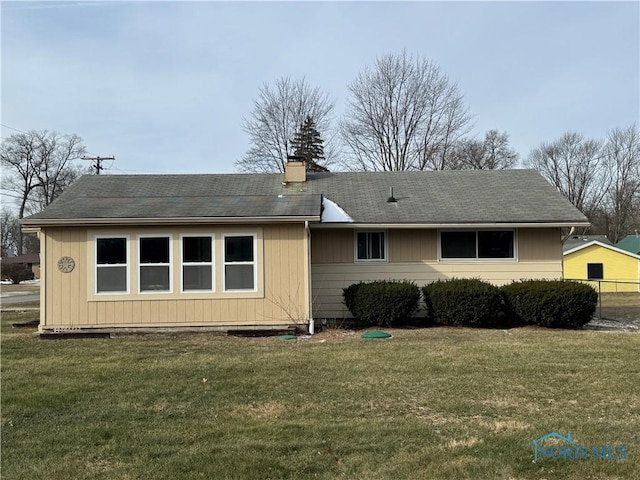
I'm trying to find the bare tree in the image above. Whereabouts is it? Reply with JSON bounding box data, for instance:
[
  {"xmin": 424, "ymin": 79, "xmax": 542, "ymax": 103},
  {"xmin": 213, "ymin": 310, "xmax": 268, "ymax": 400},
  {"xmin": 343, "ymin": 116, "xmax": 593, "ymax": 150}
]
[
  {"xmin": 340, "ymin": 51, "xmax": 472, "ymax": 171},
  {"xmin": 450, "ymin": 130, "xmax": 519, "ymax": 170},
  {"xmin": 236, "ymin": 77, "xmax": 335, "ymax": 173},
  {"xmin": 1, "ymin": 130, "xmax": 86, "ymax": 253},
  {"xmin": 1, "ymin": 208, "xmax": 19, "ymax": 256},
  {"xmin": 527, "ymin": 132, "xmax": 608, "ymax": 217},
  {"xmin": 598, "ymin": 125, "xmax": 640, "ymax": 243}
]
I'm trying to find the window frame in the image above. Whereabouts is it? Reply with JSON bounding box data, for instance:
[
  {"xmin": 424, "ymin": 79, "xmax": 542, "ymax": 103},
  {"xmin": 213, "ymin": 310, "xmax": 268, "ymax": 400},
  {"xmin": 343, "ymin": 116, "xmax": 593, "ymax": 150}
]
[
  {"xmin": 95, "ymin": 235, "xmax": 130, "ymax": 295},
  {"xmin": 438, "ymin": 229, "xmax": 517, "ymax": 261},
  {"xmin": 587, "ymin": 263, "xmax": 604, "ymax": 280},
  {"xmin": 180, "ymin": 234, "xmax": 215, "ymax": 293},
  {"xmin": 355, "ymin": 230, "xmax": 388, "ymax": 263},
  {"xmin": 222, "ymin": 233, "xmax": 257, "ymax": 292},
  {"xmin": 137, "ymin": 234, "xmax": 173, "ymax": 294}
]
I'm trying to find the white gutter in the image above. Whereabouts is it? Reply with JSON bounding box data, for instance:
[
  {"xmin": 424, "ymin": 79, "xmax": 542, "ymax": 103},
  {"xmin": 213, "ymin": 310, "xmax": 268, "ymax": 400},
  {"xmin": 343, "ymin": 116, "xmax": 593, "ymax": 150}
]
[{"xmin": 311, "ymin": 222, "xmax": 590, "ymax": 229}]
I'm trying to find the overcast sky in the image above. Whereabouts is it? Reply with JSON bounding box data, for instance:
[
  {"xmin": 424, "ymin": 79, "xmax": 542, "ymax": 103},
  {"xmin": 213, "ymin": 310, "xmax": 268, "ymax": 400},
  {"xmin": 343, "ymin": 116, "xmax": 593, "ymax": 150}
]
[{"xmin": 1, "ymin": 0, "xmax": 639, "ymax": 188}]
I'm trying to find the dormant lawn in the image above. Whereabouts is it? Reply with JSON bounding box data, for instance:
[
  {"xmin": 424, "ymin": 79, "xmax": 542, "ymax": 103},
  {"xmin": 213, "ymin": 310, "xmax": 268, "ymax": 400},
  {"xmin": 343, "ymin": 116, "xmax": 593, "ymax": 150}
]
[{"xmin": 2, "ymin": 309, "xmax": 639, "ymax": 479}]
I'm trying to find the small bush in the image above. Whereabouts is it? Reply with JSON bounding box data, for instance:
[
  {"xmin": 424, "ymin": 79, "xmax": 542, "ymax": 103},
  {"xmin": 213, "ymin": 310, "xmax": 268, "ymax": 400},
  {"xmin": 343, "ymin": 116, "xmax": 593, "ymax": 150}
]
[
  {"xmin": 501, "ymin": 280, "xmax": 597, "ymax": 328},
  {"xmin": 1, "ymin": 264, "xmax": 35, "ymax": 284},
  {"xmin": 343, "ymin": 280, "xmax": 420, "ymax": 326},
  {"xmin": 422, "ymin": 278, "xmax": 506, "ymax": 327}
]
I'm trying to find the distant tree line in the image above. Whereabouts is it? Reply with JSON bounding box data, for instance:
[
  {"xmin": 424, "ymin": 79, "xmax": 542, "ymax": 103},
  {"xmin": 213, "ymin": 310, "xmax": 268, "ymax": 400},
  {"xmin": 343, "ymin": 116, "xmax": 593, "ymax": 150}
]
[{"xmin": 238, "ymin": 50, "xmax": 638, "ymax": 242}]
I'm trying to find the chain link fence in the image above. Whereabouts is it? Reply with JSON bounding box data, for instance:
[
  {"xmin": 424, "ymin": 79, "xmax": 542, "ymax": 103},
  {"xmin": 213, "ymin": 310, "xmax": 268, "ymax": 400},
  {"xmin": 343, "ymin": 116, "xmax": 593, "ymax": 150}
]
[{"xmin": 568, "ymin": 279, "xmax": 640, "ymax": 328}]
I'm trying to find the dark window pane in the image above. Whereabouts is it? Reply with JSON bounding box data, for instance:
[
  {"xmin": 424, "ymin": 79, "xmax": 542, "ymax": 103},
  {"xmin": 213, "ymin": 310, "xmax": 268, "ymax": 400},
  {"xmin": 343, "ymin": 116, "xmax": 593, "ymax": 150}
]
[
  {"xmin": 441, "ymin": 231, "xmax": 476, "ymax": 258},
  {"xmin": 183, "ymin": 265, "xmax": 213, "ymax": 291},
  {"xmin": 587, "ymin": 263, "xmax": 604, "ymax": 280},
  {"xmin": 225, "ymin": 236, "xmax": 253, "ymax": 262},
  {"xmin": 140, "ymin": 265, "xmax": 170, "ymax": 291},
  {"xmin": 97, "ymin": 238, "xmax": 126, "ymax": 264},
  {"xmin": 97, "ymin": 266, "xmax": 127, "ymax": 292},
  {"xmin": 140, "ymin": 237, "xmax": 169, "ymax": 263},
  {"xmin": 225, "ymin": 265, "xmax": 254, "ymax": 290},
  {"xmin": 183, "ymin": 237, "xmax": 212, "ymax": 263},
  {"xmin": 478, "ymin": 231, "xmax": 514, "ymax": 258},
  {"xmin": 357, "ymin": 233, "xmax": 367, "ymax": 259},
  {"xmin": 370, "ymin": 232, "xmax": 385, "ymax": 259}
]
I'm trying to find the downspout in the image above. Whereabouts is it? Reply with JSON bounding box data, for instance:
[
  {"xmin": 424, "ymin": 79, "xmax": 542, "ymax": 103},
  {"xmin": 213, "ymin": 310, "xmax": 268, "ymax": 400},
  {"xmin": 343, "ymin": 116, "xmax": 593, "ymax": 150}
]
[{"xmin": 305, "ymin": 221, "xmax": 314, "ymax": 335}]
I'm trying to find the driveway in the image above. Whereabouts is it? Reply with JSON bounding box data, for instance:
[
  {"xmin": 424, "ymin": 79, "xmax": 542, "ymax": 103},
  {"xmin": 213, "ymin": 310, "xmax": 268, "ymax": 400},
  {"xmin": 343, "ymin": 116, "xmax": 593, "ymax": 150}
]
[{"xmin": 0, "ymin": 292, "xmax": 40, "ymax": 306}]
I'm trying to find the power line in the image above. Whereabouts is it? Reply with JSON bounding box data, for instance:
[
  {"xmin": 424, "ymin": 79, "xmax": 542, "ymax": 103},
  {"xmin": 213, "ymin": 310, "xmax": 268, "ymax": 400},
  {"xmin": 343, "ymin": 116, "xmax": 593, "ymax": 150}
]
[{"xmin": 82, "ymin": 155, "xmax": 114, "ymax": 175}]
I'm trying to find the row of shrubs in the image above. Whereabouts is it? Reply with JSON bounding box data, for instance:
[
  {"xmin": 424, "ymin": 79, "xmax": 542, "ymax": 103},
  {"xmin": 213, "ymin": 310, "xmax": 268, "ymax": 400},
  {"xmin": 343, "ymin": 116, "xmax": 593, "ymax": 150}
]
[{"xmin": 343, "ymin": 279, "xmax": 598, "ymax": 329}]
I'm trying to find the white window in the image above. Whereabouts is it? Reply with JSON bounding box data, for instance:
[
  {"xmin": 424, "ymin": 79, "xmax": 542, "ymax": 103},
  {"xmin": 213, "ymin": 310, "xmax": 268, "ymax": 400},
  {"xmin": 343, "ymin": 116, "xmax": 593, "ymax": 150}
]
[
  {"xmin": 356, "ymin": 231, "xmax": 386, "ymax": 261},
  {"xmin": 223, "ymin": 234, "xmax": 256, "ymax": 291},
  {"xmin": 139, "ymin": 235, "xmax": 172, "ymax": 292},
  {"xmin": 440, "ymin": 230, "xmax": 515, "ymax": 260},
  {"xmin": 181, "ymin": 235, "xmax": 214, "ymax": 292},
  {"xmin": 96, "ymin": 236, "xmax": 129, "ymax": 293}
]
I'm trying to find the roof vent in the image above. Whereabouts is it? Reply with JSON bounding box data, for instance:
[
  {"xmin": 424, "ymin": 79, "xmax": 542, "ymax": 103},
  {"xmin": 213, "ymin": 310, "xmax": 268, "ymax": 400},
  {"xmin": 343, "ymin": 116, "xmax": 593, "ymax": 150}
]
[{"xmin": 387, "ymin": 187, "xmax": 397, "ymax": 203}]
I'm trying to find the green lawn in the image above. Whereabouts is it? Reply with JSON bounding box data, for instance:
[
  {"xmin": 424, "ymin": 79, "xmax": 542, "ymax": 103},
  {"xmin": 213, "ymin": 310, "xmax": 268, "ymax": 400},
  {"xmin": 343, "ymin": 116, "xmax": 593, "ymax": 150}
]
[{"xmin": 2, "ymin": 311, "xmax": 639, "ymax": 480}]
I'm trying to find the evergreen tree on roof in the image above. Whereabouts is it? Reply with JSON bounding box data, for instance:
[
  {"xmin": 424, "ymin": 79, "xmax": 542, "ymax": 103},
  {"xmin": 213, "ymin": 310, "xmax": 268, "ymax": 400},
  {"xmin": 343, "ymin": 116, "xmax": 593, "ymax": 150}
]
[{"xmin": 290, "ymin": 115, "xmax": 329, "ymax": 172}]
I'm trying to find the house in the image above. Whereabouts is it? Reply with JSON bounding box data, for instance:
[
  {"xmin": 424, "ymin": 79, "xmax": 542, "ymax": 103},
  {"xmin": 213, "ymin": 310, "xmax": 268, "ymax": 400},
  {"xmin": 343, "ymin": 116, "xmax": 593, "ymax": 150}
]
[
  {"xmin": 563, "ymin": 234, "xmax": 612, "ymax": 253},
  {"xmin": 1, "ymin": 253, "xmax": 41, "ymax": 279},
  {"xmin": 21, "ymin": 163, "xmax": 589, "ymax": 334},
  {"xmin": 616, "ymin": 233, "xmax": 640, "ymax": 255},
  {"xmin": 564, "ymin": 241, "xmax": 640, "ymax": 292}
]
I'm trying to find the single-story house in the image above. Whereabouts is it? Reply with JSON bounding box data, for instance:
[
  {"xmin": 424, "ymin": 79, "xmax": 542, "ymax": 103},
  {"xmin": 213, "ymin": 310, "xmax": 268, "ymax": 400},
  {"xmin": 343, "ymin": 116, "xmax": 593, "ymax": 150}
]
[
  {"xmin": 564, "ymin": 240, "xmax": 640, "ymax": 293},
  {"xmin": 563, "ymin": 234, "xmax": 612, "ymax": 252},
  {"xmin": 21, "ymin": 163, "xmax": 589, "ymax": 334},
  {"xmin": 616, "ymin": 234, "xmax": 640, "ymax": 256},
  {"xmin": 1, "ymin": 253, "xmax": 41, "ymax": 279}
]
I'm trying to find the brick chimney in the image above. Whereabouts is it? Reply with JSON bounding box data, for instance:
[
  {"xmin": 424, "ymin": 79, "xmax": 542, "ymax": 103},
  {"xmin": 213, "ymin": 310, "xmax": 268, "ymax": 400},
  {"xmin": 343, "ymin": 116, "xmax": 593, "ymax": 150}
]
[{"xmin": 284, "ymin": 160, "xmax": 306, "ymax": 183}]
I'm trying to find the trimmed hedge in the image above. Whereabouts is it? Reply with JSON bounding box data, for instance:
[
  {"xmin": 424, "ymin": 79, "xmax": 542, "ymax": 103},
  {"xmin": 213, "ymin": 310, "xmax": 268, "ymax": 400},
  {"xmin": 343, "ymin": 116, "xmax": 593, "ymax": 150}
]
[
  {"xmin": 1, "ymin": 264, "xmax": 35, "ymax": 284},
  {"xmin": 501, "ymin": 280, "xmax": 597, "ymax": 328},
  {"xmin": 343, "ymin": 280, "xmax": 420, "ymax": 326},
  {"xmin": 422, "ymin": 278, "xmax": 506, "ymax": 327}
]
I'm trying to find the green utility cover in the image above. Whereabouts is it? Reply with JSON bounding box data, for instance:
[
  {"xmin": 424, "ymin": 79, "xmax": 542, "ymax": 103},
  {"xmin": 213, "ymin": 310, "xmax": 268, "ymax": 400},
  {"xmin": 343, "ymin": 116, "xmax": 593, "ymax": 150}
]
[
  {"xmin": 362, "ymin": 331, "xmax": 392, "ymax": 339},
  {"xmin": 278, "ymin": 335, "xmax": 298, "ymax": 340}
]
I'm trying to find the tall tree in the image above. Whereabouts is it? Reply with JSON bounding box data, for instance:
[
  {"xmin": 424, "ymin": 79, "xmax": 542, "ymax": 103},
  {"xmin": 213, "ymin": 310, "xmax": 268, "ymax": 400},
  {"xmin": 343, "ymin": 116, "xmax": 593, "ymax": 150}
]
[
  {"xmin": 1, "ymin": 130, "xmax": 86, "ymax": 253},
  {"xmin": 237, "ymin": 77, "xmax": 335, "ymax": 173},
  {"xmin": 289, "ymin": 115, "xmax": 328, "ymax": 172},
  {"xmin": 340, "ymin": 51, "xmax": 472, "ymax": 171},
  {"xmin": 450, "ymin": 130, "xmax": 519, "ymax": 170},
  {"xmin": 598, "ymin": 124, "xmax": 640, "ymax": 243},
  {"xmin": 527, "ymin": 132, "xmax": 608, "ymax": 218},
  {"xmin": 1, "ymin": 208, "xmax": 19, "ymax": 256}
]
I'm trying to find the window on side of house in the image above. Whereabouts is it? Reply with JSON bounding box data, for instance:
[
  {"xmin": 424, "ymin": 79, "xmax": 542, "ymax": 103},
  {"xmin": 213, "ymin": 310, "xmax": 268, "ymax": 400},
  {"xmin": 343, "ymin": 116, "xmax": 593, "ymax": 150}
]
[
  {"xmin": 139, "ymin": 235, "xmax": 171, "ymax": 292},
  {"xmin": 181, "ymin": 235, "xmax": 214, "ymax": 292},
  {"xmin": 223, "ymin": 234, "xmax": 256, "ymax": 291},
  {"xmin": 96, "ymin": 237, "xmax": 128, "ymax": 293},
  {"xmin": 587, "ymin": 263, "xmax": 604, "ymax": 280},
  {"xmin": 440, "ymin": 230, "xmax": 515, "ymax": 260},
  {"xmin": 356, "ymin": 231, "xmax": 386, "ymax": 261}
]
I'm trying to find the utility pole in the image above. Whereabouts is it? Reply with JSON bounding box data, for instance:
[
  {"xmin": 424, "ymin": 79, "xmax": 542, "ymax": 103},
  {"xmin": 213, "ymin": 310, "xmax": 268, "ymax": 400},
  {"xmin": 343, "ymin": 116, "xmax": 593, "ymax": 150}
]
[{"xmin": 82, "ymin": 155, "xmax": 114, "ymax": 175}]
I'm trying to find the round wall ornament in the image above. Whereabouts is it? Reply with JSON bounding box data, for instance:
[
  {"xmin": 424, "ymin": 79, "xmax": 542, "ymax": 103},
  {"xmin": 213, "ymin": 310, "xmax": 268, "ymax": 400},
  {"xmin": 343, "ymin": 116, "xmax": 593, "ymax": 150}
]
[{"xmin": 57, "ymin": 256, "xmax": 75, "ymax": 273}]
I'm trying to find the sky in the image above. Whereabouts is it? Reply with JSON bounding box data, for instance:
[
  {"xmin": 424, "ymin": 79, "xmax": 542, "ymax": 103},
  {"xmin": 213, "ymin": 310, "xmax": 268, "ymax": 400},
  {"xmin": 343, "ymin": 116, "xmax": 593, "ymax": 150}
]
[{"xmin": 1, "ymin": 0, "xmax": 639, "ymax": 197}]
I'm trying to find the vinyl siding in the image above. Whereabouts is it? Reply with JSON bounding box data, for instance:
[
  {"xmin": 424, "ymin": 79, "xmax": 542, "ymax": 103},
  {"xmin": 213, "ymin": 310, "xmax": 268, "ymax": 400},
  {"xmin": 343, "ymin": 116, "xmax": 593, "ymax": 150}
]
[
  {"xmin": 564, "ymin": 244, "xmax": 640, "ymax": 293},
  {"xmin": 311, "ymin": 227, "xmax": 563, "ymax": 319},
  {"xmin": 40, "ymin": 224, "xmax": 309, "ymax": 331}
]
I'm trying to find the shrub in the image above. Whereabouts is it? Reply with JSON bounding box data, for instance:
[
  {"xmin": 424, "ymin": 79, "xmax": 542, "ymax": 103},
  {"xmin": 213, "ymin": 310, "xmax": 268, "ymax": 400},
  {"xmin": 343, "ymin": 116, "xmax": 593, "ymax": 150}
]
[
  {"xmin": 343, "ymin": 280, "xmax": 420, "ymax": 326},
  {"xmin": 1, "ymin": 263, "xmax": 35, "ymax": 284},
  {"xmin": 501, "ymin": 280, "xmax": 597, "ymax": 328},
  {"xmin": 422, "ymin": 278, "xmax": 506, "ymax": 327}
]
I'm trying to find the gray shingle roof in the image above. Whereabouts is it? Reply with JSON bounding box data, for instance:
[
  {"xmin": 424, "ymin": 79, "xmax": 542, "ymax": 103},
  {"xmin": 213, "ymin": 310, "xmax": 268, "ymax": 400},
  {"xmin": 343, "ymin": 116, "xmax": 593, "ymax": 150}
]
[
  {"xmin": 563, "ymin": 235, "xmax": 612, "ymax": 252},
  {"xmin": 22, "ymin": 169, "xmax": 589, "ymax": 226}
]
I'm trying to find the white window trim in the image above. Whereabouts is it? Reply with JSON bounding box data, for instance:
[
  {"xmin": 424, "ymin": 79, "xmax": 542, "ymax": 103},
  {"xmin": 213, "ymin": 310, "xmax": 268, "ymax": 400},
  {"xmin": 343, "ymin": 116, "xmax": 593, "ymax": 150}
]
[
  {"xmin": 438, "ymin": 229, "xmax": 518, "ymax": 262},
  {"xmin": 95, "ymin": 235, "xmax": 130, "ymax": 295},
  {"xmin": 354, "ymin": 230, "xmax": 388, "ymax": 263},
  {"xmin": 180, "ymin": 234, "xmax": 215, "ymax": 293},
  {"xmin": 138, "ymin": 234, "xmax": 173, "ymax": 294},
  {"xmin": 222, "ymin": 233, "xmax": 257, "ymax": 293}
]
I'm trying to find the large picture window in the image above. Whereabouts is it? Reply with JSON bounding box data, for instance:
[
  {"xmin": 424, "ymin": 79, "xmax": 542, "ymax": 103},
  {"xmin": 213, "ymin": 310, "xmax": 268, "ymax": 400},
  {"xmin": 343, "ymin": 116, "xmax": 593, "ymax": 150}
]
[
  {"xmin": 139, "ymin": 236, "xmax": 171, "ymax": 292},
  {"xmin": 440, "ymin": 230, "xmax": 515, "ymax": 260},
  {"xmin": 356, "ymin": 231, "xmax": 386, "ymax": 261},
  {"xmin": 224, "ymin": 235, "xmax": 256, "ymax": 291},
  {"xmin": 96, "ymin": 237, "xmax": 128, "ymax": 293},
  {"xmin": 182, "ymin": 235, "xmax": 214, "ymax": 292}
]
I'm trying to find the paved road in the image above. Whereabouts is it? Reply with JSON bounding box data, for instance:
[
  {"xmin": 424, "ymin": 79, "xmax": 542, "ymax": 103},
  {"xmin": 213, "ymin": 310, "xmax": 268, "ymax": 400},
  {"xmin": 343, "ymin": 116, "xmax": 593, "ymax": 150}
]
[{"xmin": 0, "ymin": 293, "xmax": 40, "ymax": 306}]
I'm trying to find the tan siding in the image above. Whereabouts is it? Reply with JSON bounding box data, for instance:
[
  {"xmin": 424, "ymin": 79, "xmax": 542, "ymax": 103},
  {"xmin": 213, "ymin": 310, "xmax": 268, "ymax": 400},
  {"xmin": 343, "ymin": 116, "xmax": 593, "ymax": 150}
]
[
  {"xmin": 389, "ymin": 229, "xmax": 437, "ymax": 262},
  {"xmin": 41, "ymin": 224, "xmax": 309, "ymax": 330},
  {"xmin": 518, "ymin": 228, "xmax": 562, "ymax": 262},
  {"xmin": 311, "ymin": 229, "xmax": 353, "ymax": 264}
]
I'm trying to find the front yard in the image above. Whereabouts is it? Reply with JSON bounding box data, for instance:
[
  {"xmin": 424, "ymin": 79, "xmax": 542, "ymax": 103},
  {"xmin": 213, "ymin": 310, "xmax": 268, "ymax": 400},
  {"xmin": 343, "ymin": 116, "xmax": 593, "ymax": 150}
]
[{"xmin": 1, "ymin": 310, "xmax": 639, "ymax": 479}]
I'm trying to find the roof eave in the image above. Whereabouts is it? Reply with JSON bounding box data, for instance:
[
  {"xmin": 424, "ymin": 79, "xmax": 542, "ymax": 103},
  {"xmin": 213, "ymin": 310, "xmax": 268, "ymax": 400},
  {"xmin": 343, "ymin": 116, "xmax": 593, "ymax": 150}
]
[
  {"xmin": 20, "ymin": 215, "xmax": 321, "ymax": 228},
  {"xmin": 311, "ymin": 221, "xmax": 590, "ymax": 229}
]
